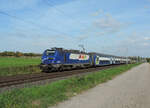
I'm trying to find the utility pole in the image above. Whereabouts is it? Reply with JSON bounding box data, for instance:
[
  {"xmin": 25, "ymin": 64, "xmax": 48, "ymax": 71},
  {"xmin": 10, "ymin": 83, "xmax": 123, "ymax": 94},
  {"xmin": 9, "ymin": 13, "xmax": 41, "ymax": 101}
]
[{"xmin": 126, "ymin": 48, "xmax": 128, "ymax": 64}]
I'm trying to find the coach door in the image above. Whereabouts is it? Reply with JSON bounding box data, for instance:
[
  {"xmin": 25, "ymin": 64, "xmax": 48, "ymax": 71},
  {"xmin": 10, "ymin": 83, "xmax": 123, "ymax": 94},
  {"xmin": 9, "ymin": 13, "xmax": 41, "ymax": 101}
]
[{"xmin": 95, "ymin": 56, "xmax": 99, "ymax": 65}]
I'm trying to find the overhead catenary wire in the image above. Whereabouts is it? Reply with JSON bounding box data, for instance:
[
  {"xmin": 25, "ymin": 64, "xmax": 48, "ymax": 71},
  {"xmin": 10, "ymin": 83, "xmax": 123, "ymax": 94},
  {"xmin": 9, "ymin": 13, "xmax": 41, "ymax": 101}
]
[
  {"xmin": 0, "ymin": 10, "xmax": 74, "ymax": 38},
  {"xmin": 44, "ymin": 0, "xmax": 88, "ymax": 48},
  {"xmin": 44, "ymin": 0, "xmax": 86, "ymax": 25}
]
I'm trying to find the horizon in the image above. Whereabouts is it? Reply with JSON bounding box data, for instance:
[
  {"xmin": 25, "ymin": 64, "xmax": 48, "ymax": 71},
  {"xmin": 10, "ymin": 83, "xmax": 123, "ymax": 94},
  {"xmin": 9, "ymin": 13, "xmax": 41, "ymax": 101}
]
[
  {"xmin": 0, "ymin": 49, "xmax": 149, "ymax": 58},
  {"xmin": 0, "ymin": 0, "xmax": 150, "ymax": 57}
]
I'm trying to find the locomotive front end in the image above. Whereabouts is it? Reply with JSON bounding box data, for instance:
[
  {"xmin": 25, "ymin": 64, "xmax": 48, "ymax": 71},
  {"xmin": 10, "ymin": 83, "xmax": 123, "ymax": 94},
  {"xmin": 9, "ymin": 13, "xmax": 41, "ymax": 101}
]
[{"xmin": 40, "ymin": 49, "xmax": 56, "ymax": 72}]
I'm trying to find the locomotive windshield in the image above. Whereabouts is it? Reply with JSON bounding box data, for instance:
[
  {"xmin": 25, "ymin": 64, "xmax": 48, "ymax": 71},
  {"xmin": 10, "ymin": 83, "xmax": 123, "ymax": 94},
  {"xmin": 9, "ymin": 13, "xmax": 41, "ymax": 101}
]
[{"xmin": 46, "ymin": 50, "xmax": 55, "ymax": 56}]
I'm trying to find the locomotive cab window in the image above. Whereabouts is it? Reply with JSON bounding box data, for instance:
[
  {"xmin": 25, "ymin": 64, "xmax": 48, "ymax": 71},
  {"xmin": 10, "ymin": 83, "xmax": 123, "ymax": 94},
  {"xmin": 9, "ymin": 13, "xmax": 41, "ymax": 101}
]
[{"xmin": 46, "ymin": 50, "xmax": 55, "ymax": 56}]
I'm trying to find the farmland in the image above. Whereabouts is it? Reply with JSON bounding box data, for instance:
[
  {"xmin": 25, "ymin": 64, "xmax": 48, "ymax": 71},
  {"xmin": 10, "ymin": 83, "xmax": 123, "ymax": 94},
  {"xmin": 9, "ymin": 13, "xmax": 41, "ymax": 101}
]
[{"xmin": 0, "ymin": 57, "xmax": 41, "ymax": 76}]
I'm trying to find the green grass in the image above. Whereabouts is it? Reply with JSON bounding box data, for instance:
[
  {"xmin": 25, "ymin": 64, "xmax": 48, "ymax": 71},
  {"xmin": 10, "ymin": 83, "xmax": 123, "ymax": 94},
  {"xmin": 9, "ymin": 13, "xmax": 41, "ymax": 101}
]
[
  {"xmin": 0, "ymin": 57, "xmax": 40, "ymax": 68},
  {"xmin": 0, "ymin": 63, "xmax": 140, "ymax": 108},
  {"xmin": 0, "ymin": 57, "xmax": 41, "ymax": 76}
]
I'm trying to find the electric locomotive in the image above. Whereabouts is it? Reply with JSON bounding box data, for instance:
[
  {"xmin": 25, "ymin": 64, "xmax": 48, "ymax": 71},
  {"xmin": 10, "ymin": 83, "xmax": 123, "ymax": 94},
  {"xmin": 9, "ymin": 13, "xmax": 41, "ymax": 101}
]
[{"xmin": 40, "ymin": 48, "xmax": 92, "ymax": 72}]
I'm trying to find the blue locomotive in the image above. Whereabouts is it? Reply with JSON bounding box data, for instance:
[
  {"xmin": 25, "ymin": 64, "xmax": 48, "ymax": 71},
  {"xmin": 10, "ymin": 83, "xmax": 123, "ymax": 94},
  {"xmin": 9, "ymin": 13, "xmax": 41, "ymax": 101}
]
[{"xmin": 40, "ymin": 48, "xmax": 130, "ymax": 72}]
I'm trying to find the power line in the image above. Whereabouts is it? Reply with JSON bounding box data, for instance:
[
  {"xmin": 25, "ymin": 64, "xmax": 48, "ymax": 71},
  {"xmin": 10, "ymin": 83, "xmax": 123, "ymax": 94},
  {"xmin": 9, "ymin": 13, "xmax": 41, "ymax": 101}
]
[
  {"xmin": 0, "ymin": 10, "xmax": 73, "ymax": 37},
  {"xmin": 44, "ymin": 0, "xmax": 86, "ymax": 25}
]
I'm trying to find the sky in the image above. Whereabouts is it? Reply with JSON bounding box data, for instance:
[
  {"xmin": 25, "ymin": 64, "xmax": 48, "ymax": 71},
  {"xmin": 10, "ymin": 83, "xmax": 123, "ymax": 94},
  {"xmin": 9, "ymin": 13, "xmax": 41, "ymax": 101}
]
[{"xmin": 0, "ymin": 0, "xmax": 150, "ymax": 57}]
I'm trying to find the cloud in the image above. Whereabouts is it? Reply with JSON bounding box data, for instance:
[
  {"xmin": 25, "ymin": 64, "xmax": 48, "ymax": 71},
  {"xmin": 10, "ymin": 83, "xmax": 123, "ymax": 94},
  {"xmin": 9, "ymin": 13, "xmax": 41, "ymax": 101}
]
[
  {"xmin": 113, "ymin": 32, "xmax": 150, "ymax": 56},
  {"xmin": 91, "ymin": 9, "xmax": 103, "ymax": 16},
  {"xmin": 0, "ymin": 0, "xmax": 39, "ymax": 11},
  {"xmin": 77, "ymin": 34, "xmax": 89, "ymax": 41},
  {"xmin": 88, "ymin": 14, "xmax": 127, "ymax": 38},
  {"xmin": 94, "ymin": 13, "xmax": 125, "ymax": 33},
  {"xmin": 127, "ymin": 33, "xmax": 149, "ymax": 45},
  {"xmin": 144, "ymin": 5, "xmax": 150, "ymax": 9},
  {"xmin": 78, "ymin": 11, "xmax": 128, "ymax": 41},
  {"xmin": 144, "ymin": 37, "xmax": 150, "ymax": 40},
  {"xmin": 143, "ymin": 42, "xmax": 150, "ymax": 46}
]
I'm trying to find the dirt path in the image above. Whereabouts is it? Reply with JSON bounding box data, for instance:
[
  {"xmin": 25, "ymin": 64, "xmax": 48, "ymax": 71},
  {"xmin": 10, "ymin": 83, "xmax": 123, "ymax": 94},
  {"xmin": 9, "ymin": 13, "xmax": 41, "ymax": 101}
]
[{"xmin": 51, "ymin": 63, "xmax": 150, "ymax": 108}]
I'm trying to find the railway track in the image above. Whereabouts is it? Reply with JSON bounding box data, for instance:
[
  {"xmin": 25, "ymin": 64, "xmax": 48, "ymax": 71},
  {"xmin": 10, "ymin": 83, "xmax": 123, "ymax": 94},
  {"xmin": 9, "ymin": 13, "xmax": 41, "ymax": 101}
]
[{"xmin": 0, "ymin": 65, "xmax": 123, "ymax": 88}]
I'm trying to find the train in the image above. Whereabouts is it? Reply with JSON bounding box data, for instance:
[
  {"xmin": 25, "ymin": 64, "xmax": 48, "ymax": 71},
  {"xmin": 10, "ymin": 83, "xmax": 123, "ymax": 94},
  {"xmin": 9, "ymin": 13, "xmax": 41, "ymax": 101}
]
[{"xmin": 40, "ymin": 47, "xmax": 131, "ymax": 72}]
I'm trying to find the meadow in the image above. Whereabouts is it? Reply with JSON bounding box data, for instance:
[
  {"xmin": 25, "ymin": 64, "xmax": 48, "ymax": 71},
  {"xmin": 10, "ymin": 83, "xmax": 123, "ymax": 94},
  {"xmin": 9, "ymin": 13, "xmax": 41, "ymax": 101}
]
[
  {"xmin": 0, "ymin": 57, "xmax": 41, "ymax": 76},
  {"xmin": 0, "ymin": 63, "xmax": 140, "ymax": 108}
]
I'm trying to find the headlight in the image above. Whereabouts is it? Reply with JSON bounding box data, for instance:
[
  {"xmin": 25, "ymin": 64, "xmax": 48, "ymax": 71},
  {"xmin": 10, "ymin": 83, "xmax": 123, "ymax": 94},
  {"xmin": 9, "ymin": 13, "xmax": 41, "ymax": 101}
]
[{"xmin": 48, "ymin": 58, "xmax": 53, "ymax": 60}]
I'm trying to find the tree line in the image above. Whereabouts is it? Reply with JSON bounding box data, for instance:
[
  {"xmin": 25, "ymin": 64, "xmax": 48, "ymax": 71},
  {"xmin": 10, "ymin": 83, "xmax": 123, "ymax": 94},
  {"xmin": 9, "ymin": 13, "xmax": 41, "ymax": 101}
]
[
  {"xmin": 0, "ymin": 51, "xmax": 149, "ymax": 61},
  {"xmin": 0, "ymin": 51, "xmax": 42, "ymax": 57},
  {"xmin": 128, "ymin": 56, "xmax": 150, "ymax": 62},
  {"xmin": 146, "ymin": 58, "xmax": 150, "ymax": 62},
  {"xmin": 127, "ymin": 56, "xmax": 148, "ymax": 62}
]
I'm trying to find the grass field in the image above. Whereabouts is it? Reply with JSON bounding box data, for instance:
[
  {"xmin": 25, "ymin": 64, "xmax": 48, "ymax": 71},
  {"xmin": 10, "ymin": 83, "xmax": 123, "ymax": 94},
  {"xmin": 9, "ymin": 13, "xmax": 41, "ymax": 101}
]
[
  {"xmin": 0, "ymin": 57, "xmax": 41, "ymax": 68},
  {"xmin": 0, "ymin": 57, "xmax": 41, "ymax": 76},
  {"xmin": 0, "ymin": 63, "xmax": 140, "ymax": 108}
]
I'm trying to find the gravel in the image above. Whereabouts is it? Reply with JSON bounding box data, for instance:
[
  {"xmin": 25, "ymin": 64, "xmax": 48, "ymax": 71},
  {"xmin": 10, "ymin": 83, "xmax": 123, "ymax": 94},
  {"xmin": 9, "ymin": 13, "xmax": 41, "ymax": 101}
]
[
  {"xmin": 51, "ymin": 63, "xmax": 150, "ymax": 108},
  {"xmin": 0, "ymin": 69, "xmax": 105, "ymax": 93}
]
